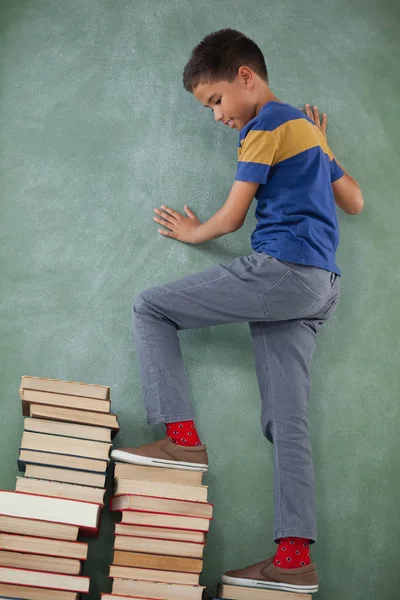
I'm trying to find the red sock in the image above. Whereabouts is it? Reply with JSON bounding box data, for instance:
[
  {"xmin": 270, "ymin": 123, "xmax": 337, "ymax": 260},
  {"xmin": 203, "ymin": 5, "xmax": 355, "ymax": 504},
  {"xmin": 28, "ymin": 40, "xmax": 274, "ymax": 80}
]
[
  {"xmin": 165, "ymin": 420, "xmax": 202, "ymax": 446},
  {"xmin": 273, "ymin": 537, "xmax": 311, "ymax": 569}
]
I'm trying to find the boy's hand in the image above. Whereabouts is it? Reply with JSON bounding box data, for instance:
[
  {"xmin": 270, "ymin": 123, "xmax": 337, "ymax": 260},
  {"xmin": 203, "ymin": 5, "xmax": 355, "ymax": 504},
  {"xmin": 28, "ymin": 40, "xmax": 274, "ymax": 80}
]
[
  {"xmin": 153, "ymin": 204, "xmax": 202, "ymax": 243},
  {"xmin": 305, "ymin": 104, "xmax": 327, "ymax": 139}
]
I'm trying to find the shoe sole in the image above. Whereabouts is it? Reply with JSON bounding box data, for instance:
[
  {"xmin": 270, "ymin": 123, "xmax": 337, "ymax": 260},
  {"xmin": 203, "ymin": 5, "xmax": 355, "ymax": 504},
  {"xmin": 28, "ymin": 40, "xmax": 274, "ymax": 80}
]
[
  {"xmin": 111, "ymin": 449, "xmax": 208, "ymax": 472},
  {"xmin": 221, "ymin": 574, "xmax": 318, "ymax": 594}
]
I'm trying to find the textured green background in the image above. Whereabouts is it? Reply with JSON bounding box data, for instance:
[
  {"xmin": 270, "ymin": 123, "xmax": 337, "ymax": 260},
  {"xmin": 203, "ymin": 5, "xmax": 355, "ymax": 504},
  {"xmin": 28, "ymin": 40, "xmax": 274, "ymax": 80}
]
[{"xmin": 1, "ymin": 1, "xmax": 399, "ymax": 598}]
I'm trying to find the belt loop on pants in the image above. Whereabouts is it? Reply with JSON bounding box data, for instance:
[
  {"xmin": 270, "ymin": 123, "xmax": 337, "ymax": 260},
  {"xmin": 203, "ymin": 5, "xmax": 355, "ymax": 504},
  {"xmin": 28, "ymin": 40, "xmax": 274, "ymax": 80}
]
[{"xmin": 330, "ymin": 272, "xmax": 337, "ymax": 285}]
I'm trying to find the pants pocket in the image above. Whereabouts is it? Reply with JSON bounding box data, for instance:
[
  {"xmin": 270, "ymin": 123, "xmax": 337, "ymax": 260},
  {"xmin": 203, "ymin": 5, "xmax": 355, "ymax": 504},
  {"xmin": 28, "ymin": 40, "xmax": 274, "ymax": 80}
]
[
  {"xmin": 318, "ymin": 291, "xmax": 340, "ymax": 321},
  {"xmin": 260, "ymin": 268, "xmax": 326, "ymax": 320}
]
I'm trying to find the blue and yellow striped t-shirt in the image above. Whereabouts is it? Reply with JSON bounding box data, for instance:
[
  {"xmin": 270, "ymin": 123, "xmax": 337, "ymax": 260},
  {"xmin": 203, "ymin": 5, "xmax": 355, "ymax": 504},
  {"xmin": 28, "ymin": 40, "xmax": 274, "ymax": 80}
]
[{"xmin": 235, "ymin": 101, "xmax": 344, "ymax": 275}]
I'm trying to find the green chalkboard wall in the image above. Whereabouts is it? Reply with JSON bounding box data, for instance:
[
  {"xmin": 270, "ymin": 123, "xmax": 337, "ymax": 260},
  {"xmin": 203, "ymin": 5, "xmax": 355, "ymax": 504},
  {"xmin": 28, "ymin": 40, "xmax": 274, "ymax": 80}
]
[{"xmin": 1, "ymin": 1, "xmax": 399, "ymax": 598}]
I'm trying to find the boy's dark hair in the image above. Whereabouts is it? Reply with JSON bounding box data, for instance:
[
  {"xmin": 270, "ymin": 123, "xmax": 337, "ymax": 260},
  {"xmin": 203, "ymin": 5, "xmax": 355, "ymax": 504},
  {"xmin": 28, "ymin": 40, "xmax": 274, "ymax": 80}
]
[{"xmin": 183, "ymin": 28, "xmax": 268, "ymax": 93}]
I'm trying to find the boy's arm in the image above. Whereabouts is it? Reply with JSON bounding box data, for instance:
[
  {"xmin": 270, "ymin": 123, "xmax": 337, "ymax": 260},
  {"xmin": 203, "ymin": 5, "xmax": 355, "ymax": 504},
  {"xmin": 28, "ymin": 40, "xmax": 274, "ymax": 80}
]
[
  {"xmin": 153, "ymin": 180, "xmax": 259, "ymax": 244},
  {"xmin": 305, "ymin": 105, "xmax": 364, "ymax": 215},
  {"xmin": 193, "ymin": 180, "xmax": 259, "ymax": 243},
  {"xmin": 330, "ymin": 161, "xmax": 364, "ymax": 215}
]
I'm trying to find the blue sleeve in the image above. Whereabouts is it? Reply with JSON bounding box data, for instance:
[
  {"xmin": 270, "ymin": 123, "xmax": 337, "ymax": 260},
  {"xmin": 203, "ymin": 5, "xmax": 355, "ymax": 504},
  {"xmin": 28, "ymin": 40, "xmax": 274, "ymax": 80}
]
[
  {"xmin": 330, "ymin": 158, "xmax": 345, "ymax": 182},
  {"xmin": 235, "ymin": 126, "xmax": 276, "ymax": 185},
  {"xmin": 235, "ymin": 161, "xmax": 271, "ymax": 184}
]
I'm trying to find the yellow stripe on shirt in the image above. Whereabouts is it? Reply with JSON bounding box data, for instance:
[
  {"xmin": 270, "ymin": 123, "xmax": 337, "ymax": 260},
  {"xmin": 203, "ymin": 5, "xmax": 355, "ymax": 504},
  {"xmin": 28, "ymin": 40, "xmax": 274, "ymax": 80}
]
[
  {"xmin": 274, "ymin": 118, "xmax": 334, "ymax": 164},
  {"xmin": 238, "ymin": 129, "xmax": 276, "ymax": 165},
  {"xmin": 238, "ymin": 118, "xmax": 334, "ymax": 167}
]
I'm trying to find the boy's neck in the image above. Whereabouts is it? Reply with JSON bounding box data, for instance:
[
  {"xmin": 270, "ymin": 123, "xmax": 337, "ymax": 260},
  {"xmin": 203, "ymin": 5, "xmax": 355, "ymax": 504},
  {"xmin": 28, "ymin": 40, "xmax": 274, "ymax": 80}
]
[{"xmin": 254, "ymin": 84, "xmax": 281, "ymax": 116}]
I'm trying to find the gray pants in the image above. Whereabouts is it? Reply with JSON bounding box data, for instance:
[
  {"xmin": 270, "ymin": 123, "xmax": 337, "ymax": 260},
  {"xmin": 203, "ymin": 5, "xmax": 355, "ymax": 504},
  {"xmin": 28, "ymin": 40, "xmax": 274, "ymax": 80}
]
[{"xmin": 132, "ymin": 251, "xmax": 340, "ymax": 543}]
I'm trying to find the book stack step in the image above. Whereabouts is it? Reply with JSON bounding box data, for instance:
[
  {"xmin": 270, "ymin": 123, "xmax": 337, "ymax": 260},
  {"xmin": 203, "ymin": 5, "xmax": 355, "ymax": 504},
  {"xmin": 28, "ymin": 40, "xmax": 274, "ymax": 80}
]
[
  {"xmin": 215, "ymin": 586, "xmax": 313, "ymax": 599},
  {"xmin": 0, "ymin": 376, "xmax": 119, "ymax": 600},
  {"xmin": 106, "ymin": 460, "xmax": 211, "ymax": 600}
]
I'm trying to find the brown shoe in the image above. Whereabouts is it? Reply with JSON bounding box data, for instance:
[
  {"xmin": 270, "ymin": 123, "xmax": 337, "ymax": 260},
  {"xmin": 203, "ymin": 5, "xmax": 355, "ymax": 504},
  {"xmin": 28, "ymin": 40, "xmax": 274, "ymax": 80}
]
[
  {"xmin": 222, "ymin": 556, "xmax": 318, "ymax": 594},
  {"xmin": 111, "ymin": 437, "xmax": 208, "ymax": 472}
]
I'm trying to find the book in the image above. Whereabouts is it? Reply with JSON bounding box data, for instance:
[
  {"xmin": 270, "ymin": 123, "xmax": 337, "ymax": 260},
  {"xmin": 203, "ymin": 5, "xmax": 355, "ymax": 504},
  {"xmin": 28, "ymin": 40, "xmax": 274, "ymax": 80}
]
[
  {"xmin": 0, "ymin": 515, "xmax": 78, "ymax": 541},
  {"xmin": 24, "ymin": 417, "xmax": 112, "ymax": 443},
  {"xmin": 0, "ymin": 533, "xmax": 88, "ymax": 560},
  {"xmin": 111, "ymin": 494, "xmax": 213, "ymax": 519},
  {"xmin": 217, "ymin": 584, "xmax": 313, "ymax": 599},
  {"xmin": 102, "ymin": 596, "xmax": 174, "ymax": 600},
  {"xmin": 112, "ymin": 577, "xmax": 205, "ymax": 600},
  {"xmin": 114, "ymin": 523, "xmax": 205, "ymax": 544},
  {"xmin": 18, "ymin": 449, "xmax": 108, "ymax": 474},
  {"xmin": 113, "ymin": 478, "xmax": 208, "ymax": 503},
  {"xmin": 20, "ymin": 376, "xmax": 110, "ymax": 400},
  {"xmin": 29, "ymin": 404, "xmax": 119, "ymax": 435},
  {"xmin": 0, "ymin": 566, "xmax": 89, "ymax": 593},
  {"xmin": 20, "ymin": 431, "xmax": 112, "ymax": 460},
  {"xmin": 21, "ymin": 389, "xmax": 110, "ymax": 417},
  {"xmin": 101, "ymin": 597, "xmax": 143, "ymax": 600},
  {"xmin": 15, "ymin": 477, "xmax": 106, "ymax": 504},
  {"xmin": 0, "ymin": 583, "xmax": 78, "ymax": 599},
  {"xmin": 113, "ymin": 550, "xmax": 203, "ymax": 574},
  {"xmin": 24, "ymin": 465, "xmax": 106, "ymax": 488},
  {"xmin": 0, "ymin": 550, "xmax": 81, "ymax": 575},
  {"xmin": 0, "ymin": 491, "xmax": 100, "ymax": 532},
  {"xmin": 120, "ymin": 509, "xmax": 210, "ymax": 532},
  {"xmin": 114, "ymin": 462, "xmax": 203, "ymax": 485},
  {"xmin": 109, "ymin": 564, "xmax": 199, "ymax": 585},
  {"xmin": 101, "ymin": 597, "xmax": 158, "ymax": 600},
  {"xmin": 114, "ymin": 534, "xmax": 204, "ymax": 558}
]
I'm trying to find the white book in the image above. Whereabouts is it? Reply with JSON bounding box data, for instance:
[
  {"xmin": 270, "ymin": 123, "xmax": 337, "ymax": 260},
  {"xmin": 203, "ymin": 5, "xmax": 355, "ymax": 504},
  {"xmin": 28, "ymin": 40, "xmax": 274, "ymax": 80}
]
[
  {"xmin": 24, "ymin": 417, "xmax": 112, "ymax": 442},
  {"xmin": 20, "ymin": 376, "xmax": 110, "ymax": 400},
  {"xmin": 0, "ymin": 490, "xmax": 100, "ymax": 532},
  {"xmin": 24, "ymin": 464, "xmax": 106, "ymax": 488},
  {"xmin": 20, "ymin": 431, "xmax": 111, "ymax": 460},
  {"xmin": 113, "ymin": 478, "xmax": 208, "ymax": 502},
  {"xmin": 112, "ymin": 578, "xmax": 205, "ymax": 600},
  {"xmin": 15, "ymin": 477, "xmax": 105, "ymax": 505},
  {"xmin": 0, "ymin": 566, "xmax": 89, "ymax": 593},
  {"xmin": 0, "ymin": 583, "xmax": 78, "ymax": 600}
]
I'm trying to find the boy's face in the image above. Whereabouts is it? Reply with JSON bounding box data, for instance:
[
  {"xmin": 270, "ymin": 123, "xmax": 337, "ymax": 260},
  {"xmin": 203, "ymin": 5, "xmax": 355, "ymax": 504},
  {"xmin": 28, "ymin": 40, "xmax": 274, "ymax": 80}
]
[{"xmin": 193, "ymin": 72, "xmax": 258, "ymax": 131}]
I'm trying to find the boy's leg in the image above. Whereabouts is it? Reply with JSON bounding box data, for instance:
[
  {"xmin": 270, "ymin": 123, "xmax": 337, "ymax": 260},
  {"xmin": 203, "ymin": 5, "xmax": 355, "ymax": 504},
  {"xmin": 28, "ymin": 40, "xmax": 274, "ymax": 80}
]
[
  {"xmin": 131, "ymin": 252, "xmax": 336, "ymax": 425},
  {"xmin": 249, "ymin": 318, "xmax": 320, "ymax": 545},
  {"xmin": 113, "ymin": 251, "xmax": 339, "ymax": 591},
  {"xmin": 220, "ymin": 317, "xmax": 335, "ymax": 593}
]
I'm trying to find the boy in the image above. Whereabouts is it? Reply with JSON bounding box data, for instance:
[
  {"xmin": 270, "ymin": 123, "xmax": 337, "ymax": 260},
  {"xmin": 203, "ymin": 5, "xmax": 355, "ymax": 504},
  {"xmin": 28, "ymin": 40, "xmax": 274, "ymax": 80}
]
[{"xmin": 112, "ymin": 29, "xmax": 363, "ymax": 594}]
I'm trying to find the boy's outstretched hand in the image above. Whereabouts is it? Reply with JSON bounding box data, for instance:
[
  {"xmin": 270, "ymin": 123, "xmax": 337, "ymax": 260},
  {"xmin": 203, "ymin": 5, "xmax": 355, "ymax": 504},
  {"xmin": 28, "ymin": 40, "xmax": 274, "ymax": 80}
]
[
  {"xmin": 305, "ymin": 104, "xmax": 327, "ymax": 139},
  {"xmin": 153, "ymin": 204, "xmax": 202, "ymax": 243}
]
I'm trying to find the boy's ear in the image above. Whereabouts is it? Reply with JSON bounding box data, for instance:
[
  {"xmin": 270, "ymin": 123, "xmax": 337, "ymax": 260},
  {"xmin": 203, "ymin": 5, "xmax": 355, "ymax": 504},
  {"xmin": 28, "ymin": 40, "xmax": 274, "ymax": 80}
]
[{"xmin": 237, "ymin": 66, "xmax": 254, "ymax": 88}]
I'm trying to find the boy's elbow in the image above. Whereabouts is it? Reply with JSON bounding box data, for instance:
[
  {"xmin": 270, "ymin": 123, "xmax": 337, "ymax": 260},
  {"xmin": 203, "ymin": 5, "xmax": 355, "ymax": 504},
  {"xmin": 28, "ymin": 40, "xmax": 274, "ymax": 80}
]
[
  {"xmin": 228, "ymin": 219, "xmax": 244, "ymax": 232},
  {"xmin": 332, "ymin": 175, "xmax": 364, "ymax": 215},
  {"xmin": 347, "ymin": 191, "xmax": 364, "ymax": 215},
  {"xmin": 220, "ymin": 210, "xmax": 245, "ymax": 233}
]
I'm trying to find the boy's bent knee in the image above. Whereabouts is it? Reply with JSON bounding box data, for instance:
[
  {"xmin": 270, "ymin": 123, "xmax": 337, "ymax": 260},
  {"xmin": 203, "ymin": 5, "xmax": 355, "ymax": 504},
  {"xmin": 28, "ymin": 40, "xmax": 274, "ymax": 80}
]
[
  {"xmin": 133, "ymin": 286, "xmax": 162, "ymax": 316},
  {"xmin": 133, "ymin": 290, "xmax": 151, "ymax": 315}
]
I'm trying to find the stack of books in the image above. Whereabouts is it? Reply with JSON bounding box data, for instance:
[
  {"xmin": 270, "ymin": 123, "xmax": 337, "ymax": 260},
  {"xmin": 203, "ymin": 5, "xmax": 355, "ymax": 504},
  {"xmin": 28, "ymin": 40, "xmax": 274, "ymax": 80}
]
[
  {"xmin": 0, "ymin": 375, "xmax": 119, "ymax": 600},
  {"xmin": 103, "ymin": 459, "xmax": 212, "ymax": 600}
]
